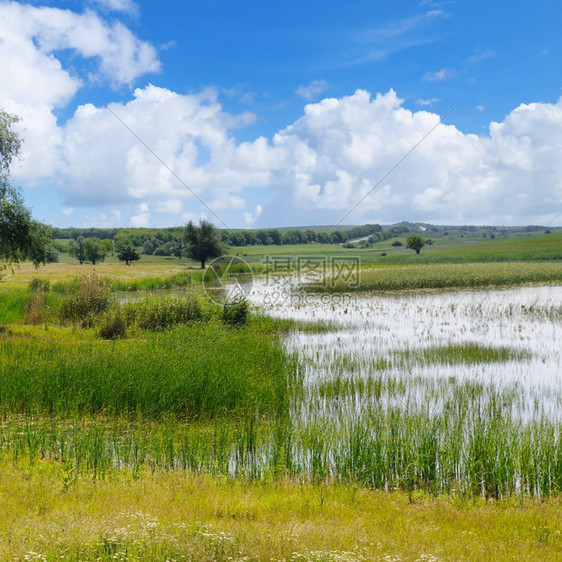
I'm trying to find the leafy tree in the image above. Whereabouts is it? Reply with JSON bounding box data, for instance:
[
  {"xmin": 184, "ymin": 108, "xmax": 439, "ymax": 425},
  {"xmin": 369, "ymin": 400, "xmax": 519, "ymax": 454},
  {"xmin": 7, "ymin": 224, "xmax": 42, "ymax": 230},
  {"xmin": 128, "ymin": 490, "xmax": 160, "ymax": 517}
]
[
  {"xmin": 118, "ymin": 244, "xmax": 141, "ymax": 266},
  {"xmin": 68, "ymin": 236, "xmax": 87, "ymax": 264},
  {"xmin": 27, "ymin": 223, "xmax": 59, "ymax": 264},
  {"xmin": 184, "ymin": 219, "xmax": 227, "ymax": 269},
  {"xmin": 406, "ymin": 234, "xmax": 425, "ymax": 254},
  {"xmin": 1, "ymin": 110, "xmax": 49, "ymax": 278},
  {"xmin": 84, "ymin": 237, "xmax": 106, "ymax": 265}
]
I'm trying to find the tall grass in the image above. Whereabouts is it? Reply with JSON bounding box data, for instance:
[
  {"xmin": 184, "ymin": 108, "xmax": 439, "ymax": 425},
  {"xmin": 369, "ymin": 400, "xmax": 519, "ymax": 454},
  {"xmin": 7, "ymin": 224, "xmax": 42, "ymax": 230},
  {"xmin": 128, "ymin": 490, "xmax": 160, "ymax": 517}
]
[{"xmin": 0, "ymin": 319, "xmax": 296, "ymax": 420}]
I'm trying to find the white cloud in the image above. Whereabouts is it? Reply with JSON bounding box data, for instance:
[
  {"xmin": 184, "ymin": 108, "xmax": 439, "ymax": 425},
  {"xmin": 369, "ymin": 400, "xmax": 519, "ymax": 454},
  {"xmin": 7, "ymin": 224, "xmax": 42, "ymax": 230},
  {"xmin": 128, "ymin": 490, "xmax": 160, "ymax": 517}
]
[
  {"xmin": 61, "ymin": 207, "xmax": 74, "ymax": 216},
  {"xmin": 415, "ymin": 97, "xmax": 440, "ymax": 106},
  {"xmin": 0, "ymin": 1, "xmax": 160, "ymax": 183},
  {"xmin": 422, "ymin": 68, "xmax": 454, "ymax": 82},
  {"xmin": 244, "ymin": 204, "xmax": 263, "ymax": 227},
  {"xmin": 156, "ymin": 199, "xmax": 183, "ymax": 214},
  {"xmin": 296, "ymin": 80, "xmax": 329, "ymax": 101},
  {"xmin": 130, "ymin": 202, "xmax": 150, "ymax": 227},
  {"xmin": 466, "ymin": 48, "xmax": 496, "ymax": 65},
  {"xmin": 266, "ymin": 90, "xmax": 562, "ymax": 225},
  {"xmin": 91, "ymin": 0, "xmax": 139, "ymax": 16},
  {"xmin": 0, "ymin": 2, "xmax": 159, "ymax": 88},
  {"xmin": 41, "ymin": 89, "xmax": 562, "ymax": 226}
]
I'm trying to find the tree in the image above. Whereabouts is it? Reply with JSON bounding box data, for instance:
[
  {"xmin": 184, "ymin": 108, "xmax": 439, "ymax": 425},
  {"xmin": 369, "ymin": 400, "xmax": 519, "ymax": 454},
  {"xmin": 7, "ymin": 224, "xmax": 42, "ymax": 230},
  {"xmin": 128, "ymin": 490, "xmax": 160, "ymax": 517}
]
[
  {"xmin": 406, "ymin": 234, "xmax": 425, "ymax": 254},
  {"xmin": 1, "ymin": 110, "xmax": 49, "ymax": 279},
  {"xmin": 184, "ymin": 219, "xmax": 227, "ymax": 269},
  {"xmin": 118, "ymin": 244, "xmax": 141, "ymax": 266},
  {"xmin": 68, "ymin": 236, "xmax": 86, "ymax": 264},
  {"xmin": 84, "ymin": 237, "xmax": 106, "ymax": 265}
]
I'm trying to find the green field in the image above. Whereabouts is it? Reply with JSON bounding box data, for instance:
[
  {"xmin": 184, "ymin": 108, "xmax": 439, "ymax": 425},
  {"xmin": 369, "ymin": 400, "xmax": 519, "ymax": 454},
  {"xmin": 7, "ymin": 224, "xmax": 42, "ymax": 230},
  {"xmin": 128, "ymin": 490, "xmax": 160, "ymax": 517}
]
[{"xmin": 232, "ymin": 230, "xmax": 562, "ymax": 265}]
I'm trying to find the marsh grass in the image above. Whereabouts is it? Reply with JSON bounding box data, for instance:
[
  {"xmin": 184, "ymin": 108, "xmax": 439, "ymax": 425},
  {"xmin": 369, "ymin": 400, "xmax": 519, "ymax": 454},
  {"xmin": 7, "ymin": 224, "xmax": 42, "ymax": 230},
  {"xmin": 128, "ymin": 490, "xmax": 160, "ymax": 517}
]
[
  {"xmin": 309, "ymin": 262, "xmax": 562, "ymax": 293},
  {"xmin": 0, "ymin": 317, "xmax": 295, "ymax": 420}
]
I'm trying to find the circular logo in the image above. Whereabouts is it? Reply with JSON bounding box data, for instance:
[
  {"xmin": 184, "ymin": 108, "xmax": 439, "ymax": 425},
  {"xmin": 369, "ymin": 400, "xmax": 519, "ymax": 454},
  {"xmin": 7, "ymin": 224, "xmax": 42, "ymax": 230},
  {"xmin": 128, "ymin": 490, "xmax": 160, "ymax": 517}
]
[{"xmin": 202, "ymin": 255, "xmax": 255, "ymax": 304}]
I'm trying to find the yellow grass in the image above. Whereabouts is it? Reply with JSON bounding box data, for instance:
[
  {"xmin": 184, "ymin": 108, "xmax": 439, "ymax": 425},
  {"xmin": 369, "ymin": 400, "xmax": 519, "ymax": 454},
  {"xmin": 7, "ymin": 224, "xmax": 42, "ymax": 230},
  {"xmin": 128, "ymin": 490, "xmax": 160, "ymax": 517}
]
[
  {"xmin": 3, "ymin": 261, "xmax": 197, "ymax": 286},
  {"xmin": 1, "ymin": 462, "xmax": 562, "ymax": 560}
]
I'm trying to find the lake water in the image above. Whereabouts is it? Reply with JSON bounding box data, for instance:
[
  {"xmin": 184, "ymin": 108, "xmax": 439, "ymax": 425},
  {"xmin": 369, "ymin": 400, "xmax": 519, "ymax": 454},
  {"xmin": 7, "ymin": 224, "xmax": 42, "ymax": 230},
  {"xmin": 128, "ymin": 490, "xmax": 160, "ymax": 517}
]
[{"xmin": 246, "ymin": 279, "xmax": 562, "ymax": 421}]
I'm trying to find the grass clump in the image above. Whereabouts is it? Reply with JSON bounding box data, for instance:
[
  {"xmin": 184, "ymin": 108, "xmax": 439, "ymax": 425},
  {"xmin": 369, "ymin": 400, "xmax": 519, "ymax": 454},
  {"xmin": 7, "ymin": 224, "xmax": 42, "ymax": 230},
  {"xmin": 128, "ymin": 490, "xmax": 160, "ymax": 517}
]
[
  {"xmin": 98, "ymin": 308, "xmax": 127, "ymax": 340},
  {"xmin": 122, "ymin": 295, "xmax": 207, "ymax": 331},
  {"xmin": 222, "ymin": 296, "xmax": 249, "ymax": 326},
  {"xmin": 58, "ymin": 275, "xmax": 111, "ymax": 326}
]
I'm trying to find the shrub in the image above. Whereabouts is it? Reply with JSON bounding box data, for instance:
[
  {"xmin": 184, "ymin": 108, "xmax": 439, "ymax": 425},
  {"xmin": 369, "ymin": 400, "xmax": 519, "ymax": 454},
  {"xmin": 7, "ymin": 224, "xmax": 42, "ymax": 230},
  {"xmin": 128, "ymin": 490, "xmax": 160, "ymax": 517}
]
[
  {"xmin": 391, "ymin": 240, "xmax": 403, "ymax": 247},
  {"xmin": 153, "ymin": 247, "xmax": 171, "ymax": 256}
]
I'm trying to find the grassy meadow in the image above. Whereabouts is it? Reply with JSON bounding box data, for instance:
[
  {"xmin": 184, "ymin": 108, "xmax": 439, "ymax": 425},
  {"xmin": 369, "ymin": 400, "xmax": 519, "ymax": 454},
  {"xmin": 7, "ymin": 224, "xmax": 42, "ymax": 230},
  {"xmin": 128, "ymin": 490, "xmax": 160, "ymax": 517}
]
[{"xmin": 1, "ymin": 236, "xmax": 562, "ymax": 560}]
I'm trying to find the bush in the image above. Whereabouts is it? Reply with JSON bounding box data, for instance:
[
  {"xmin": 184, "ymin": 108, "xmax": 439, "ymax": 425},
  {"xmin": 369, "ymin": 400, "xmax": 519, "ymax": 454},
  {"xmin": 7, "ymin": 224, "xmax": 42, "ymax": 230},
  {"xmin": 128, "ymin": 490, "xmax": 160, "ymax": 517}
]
[
  {"xmin": 153, "ymin": 247, "xmax": 171, "ymax": 256},
  {"xmin": 391, "ymin": 240, "xmax": 403, "ymax": 247},
  {"xmin": 222, "ymin": 296, "xmax": 249, "ymax": 327}
]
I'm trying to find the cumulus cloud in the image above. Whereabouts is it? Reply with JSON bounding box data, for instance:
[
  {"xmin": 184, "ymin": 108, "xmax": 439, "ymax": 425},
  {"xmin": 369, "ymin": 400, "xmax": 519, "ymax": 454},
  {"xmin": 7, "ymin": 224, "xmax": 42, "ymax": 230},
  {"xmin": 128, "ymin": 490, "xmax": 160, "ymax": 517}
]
[
  {"xmin": 266, "ymin": 90, "xmax": 562, "ymax": 225},
  {"xmin": 0, "ymin": 2, "xmax": 159, "ymax": 88},
  {"xmin": 11, "ymin": 81, "xmax": 562, "ymax": 227},
  {"xmin": 0, "ymin": 1, "xmax": 160, "ymax": 183}
]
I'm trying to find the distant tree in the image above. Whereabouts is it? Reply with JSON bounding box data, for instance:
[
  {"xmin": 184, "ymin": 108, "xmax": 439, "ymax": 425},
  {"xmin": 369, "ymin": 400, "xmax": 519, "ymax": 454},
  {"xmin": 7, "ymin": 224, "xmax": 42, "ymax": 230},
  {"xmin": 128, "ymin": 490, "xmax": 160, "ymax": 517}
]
[
  {"xmin": 168, "ymin": 238, "xmax": 184, "ymax": 259},
  {"xmin": 118, "ymin": 244, "xmax": 141, "ymax": 266},
  {"xmin": 68, "ymin": 236, "xmax": 87, "ymax": 264},
  {"xmin": 184, "ymin": 219, "xmax": 227, "ymax": 269},
  {"xmin": 84, "ymin": 238, "xmax": 106, "ymax": 265},
  {"xmin": 268, "ymin": 229, "xmax": 282, "ymax": 245},
  {"xmin": 406, "ymin": 234, "xmax": 425, "ymax": 254}
]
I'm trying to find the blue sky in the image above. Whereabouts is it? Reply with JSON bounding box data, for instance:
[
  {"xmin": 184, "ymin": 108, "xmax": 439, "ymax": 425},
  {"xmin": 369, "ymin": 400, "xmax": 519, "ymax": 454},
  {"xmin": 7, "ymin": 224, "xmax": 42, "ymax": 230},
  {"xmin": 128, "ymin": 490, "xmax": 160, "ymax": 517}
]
[{"xmin": 1, "ymin": 0, "xmax": 561, "ymax": 228}]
